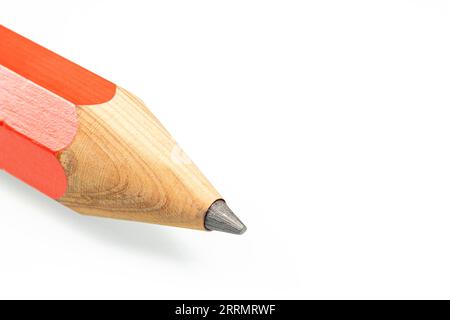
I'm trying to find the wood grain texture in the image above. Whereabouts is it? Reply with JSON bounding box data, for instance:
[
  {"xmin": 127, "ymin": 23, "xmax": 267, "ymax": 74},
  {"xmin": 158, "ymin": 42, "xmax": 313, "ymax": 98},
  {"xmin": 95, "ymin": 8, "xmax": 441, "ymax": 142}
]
[{"xmin": 58, "ymin": 87, "xmax": 221, "ymax": 230}]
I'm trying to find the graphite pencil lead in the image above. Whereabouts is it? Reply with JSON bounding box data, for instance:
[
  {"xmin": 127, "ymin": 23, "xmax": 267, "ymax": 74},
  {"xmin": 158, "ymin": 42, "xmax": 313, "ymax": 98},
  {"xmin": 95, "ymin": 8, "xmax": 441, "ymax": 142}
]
[{"xmin": 204, "ymin": 200, "xmax": 247, "ymax": 235}]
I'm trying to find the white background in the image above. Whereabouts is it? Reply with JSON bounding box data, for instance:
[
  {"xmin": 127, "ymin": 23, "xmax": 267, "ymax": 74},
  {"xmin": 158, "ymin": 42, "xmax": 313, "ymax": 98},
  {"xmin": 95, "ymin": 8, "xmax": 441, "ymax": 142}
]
[{"xmin": 1, "ymin": 0, "xmax": 450, "ymax": 299}]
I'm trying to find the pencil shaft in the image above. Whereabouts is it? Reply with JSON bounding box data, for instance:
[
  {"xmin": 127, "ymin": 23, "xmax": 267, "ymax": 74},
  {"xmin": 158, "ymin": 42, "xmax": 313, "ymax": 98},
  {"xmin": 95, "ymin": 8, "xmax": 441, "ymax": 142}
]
[{"xmin": 0, "ymin": 25, "xmax": 246, "ymax": 234}]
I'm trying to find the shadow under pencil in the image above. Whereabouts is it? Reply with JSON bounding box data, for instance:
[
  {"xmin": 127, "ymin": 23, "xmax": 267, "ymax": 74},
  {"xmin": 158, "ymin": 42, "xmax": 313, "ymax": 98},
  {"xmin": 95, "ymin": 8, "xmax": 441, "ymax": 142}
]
[{"xmin": 0, "ymin": 171, "xmax": 191, "ymax": 262}]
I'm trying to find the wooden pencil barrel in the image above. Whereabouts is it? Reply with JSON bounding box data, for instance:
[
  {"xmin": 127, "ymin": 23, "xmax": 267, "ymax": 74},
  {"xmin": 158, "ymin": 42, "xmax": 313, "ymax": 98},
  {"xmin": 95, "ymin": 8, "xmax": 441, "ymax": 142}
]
[
  {"xmin": 0, "ymin": 25, "xmax": 222, "ymax": 230},
  {"xmin": 58, "ymin": 87, "xmax": 221, "ymax": 230}
]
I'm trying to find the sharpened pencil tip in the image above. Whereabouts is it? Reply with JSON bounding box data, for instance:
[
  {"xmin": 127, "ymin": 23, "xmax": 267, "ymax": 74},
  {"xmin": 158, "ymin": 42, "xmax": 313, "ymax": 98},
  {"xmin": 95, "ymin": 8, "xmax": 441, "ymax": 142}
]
[{"xmin": 205, "ymin": 200, "xmax": 247, "ymax": 235}]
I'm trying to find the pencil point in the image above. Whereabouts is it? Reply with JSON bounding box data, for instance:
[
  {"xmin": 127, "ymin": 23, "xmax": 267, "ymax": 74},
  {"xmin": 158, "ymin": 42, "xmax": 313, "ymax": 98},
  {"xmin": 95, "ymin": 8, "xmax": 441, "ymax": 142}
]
[{"xmin": 205, "ymin": 200, "xmax": 247, "ymax": 235}]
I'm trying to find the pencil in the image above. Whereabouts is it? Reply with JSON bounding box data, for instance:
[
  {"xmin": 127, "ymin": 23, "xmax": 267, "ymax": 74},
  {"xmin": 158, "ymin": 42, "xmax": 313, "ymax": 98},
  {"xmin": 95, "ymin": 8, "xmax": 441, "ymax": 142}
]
[{"xmin": 0, "ymin": 25, "xmax": 246, "ymax": 235}]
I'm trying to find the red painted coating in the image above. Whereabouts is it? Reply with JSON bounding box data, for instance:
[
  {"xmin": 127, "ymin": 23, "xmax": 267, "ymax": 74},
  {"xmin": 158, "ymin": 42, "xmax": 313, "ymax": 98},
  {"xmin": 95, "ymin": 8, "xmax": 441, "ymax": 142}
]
[
  {"xmin": 0, "ymin": 25, "xmax": 116, "ymax": 199},
  {"xmin": 0, "ymin": 124, "xmax": 68, "ymax": 199},
  {"xmin": 0, "ymin": 65, "xmax": 78, "ymax": 152},
  {"xmin": 0, "ymin": 25, "xmax": 116, "ymax": 105}
]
